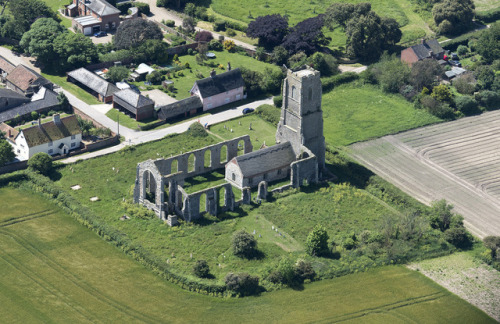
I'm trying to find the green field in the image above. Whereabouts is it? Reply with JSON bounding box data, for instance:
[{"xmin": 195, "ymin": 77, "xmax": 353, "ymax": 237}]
[
  {"xmin": 322, "ymin": 84, "xmax": 442, "ymax": 146},
  {"xmin": 0, "ymin": 187, "xmax": 494, "ymax": 323},
  {"xmin": 210, "ymin": 113, "xmax": 277, "ymax": 146},
  {"xmin": 41, "ymin": 0, "xmax": 73, "ymax": 28}
]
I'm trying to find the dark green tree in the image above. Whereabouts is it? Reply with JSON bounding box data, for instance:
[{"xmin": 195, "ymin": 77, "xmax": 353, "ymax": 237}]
[
  {"xmin": 53, "ymin": 32, "xmax": 98, "ymax": 71},
  {"xmin": 106, "ymin": 66, "xmax": 130, "ymax": 83},
  {"xmin": 372, "ymin": 53, "xmax": 410, "ymax": 93},
  {"xmin": 224, "ymin": 272, "xmax": 259, "ymax": 296},
  {"xmin": 193, "ymin": 260, "xmax": 210, "ymax": 278},
  {"xmin": 0, "ymin": 138, "xmax": 15, "ymax": 166},
  {"xmin": 28, "ymin": 152, "xmax": 53, "ymax": 176},
  {"xmin": 231, "ymin": 230, "xmax": 257, "ymax": 258},
  {"xmin": 305, "ymin": 225, "xmax": 329, "ymax": 256},
  {"xmin": 114, "ymin": 19, "xmax": 163, "ymax": 50},
  {"xmin": 455, "ymin": 95, "xmax": 480, "ymax": 115},
  {"xmin": 409, "ymin": 59, "xmax": 443, "ymax": 91},
  {"xmin": 433, "ymin": 0, "xmax": 474, "ymax": 34},
  {"xmin": 19, "ymin": 18, "xmax": 65, "ymax": 65},
  {"xmin": 476, "ymin": 23, "xmax": 500, "ymax": 63},
  {"xmin": 8, "ymin": 0, "xmax": 59, "ymax": 34}
]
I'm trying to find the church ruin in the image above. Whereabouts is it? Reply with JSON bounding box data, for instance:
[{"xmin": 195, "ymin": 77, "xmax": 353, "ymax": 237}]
[{"xmin": 134, "ymin": 66, "xmax": 326, "ymax": 223}]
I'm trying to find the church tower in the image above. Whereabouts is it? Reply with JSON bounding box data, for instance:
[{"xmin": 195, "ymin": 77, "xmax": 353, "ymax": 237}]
[{"xmin": 276, "ymin": 66, "xmax": 325, "ymax": 169}]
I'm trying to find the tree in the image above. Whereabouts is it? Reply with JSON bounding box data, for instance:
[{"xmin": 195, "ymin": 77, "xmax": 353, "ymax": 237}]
[
  {"xmin": 231, "ymin": 230, "xmax": 257, "ymax": 258},
  {"xmin": 325, "ymin": 2, "xmax": 371, "ymax": 29},
  {"xmin": 246, "ymin": 14, "xmax": 289, "ymax": 50},
  {"xmin": 409, "ymin": 59, "xmax": 443, "ymax": 91},
  {"xmin": 240, "ymin": 67, "xmax": 263, "ymax": 97},
  {"xmin": 8, "ymin": 0, "xmax": 59, "ymax": 34},
  {"xmin": 106, "ymin": 65, "xmax": 130, "ymax": 83},
  {"xmin": 223, "ymin": 39, "xmax": 236, "ymax": 52},
  {"xmin": 372, "ymin": 53, "xmax": 410, "ymax": 93},
  {"xmin": 453, "ymin": 74, "xmax": 476, "ymax": 95},
  {"xmin": 53, "ymin": 32, "xmax": 98, "ymax": 71},
  {"xmin": 182, "ymin": 16, "xmax": 196, "ymax": 34},
  {"xmin": 431, "ymin": 84, "xmax": 453, "ymax": 103},
  {"xmin": 476, "ymin": 23, "xmax": 500, "ymax": 63},
  {"xmin": 272, "ymin": 45, "xmax": 288, "ymax": 65},
  {"xmin": 294, "ymin": 260, "xmax": 316, "ymax": 282},
  {"xmin": 381, "ymin": 17, "xmax": 402, "ymax": 46},
  {"xmin": 474, "ymin": 65, "xmax": 495, "ymax": 90},
  {"xmin": 305, "ymin": 225, "xmax": 329, "ymax": 256},
  {"xmin": 429, "ymin": 200, "xmax": 453, "ymax": 232},
  {"xmin": 483, "ymin": 236, "xmax": 500, "ymax": 259},
  {"xmin": 224, "ymin": 273, "xmax": 259, "ymax": 296},
  {"xmin": 146, "ymin": 70, "xmax": 163, "ymax": 85},
  {"xmin": 19, "ymin": 18, "xmax": 65, "ymax": 66},
  {"xmin": 28, "ymin": 152, "xmax": 53, "ymax": 176},
  {"xmin": 57, "ymin": 92, "xmax": 71, "ymax": 112},
  {"xmin": 433, "ymin": 0, "xmax": 474, "ymax": 34},
  {"xmin": 281, "ymin": 15, "xmax": 327, "ymax": 55},
  {"xmin": 308, "ymin": 52, "xmax": 339, "ymax": 76},
  {"xmin": 77, "ymin": 116, "xmax": 94, "ymax": 137},
  {"xmin": 133, "ymin": 39, "xmax": 170, "ymax": 63},
  {"xmin": 0, "ymin": 139, "xmax": 15, "ymax": 166},
  {"xmin": 455, "ymin": 95, "xmax": 480, "ymax": 115},
  {"xmin": 193, "ymin": 260, "xmax": 210, "ymax": 278},
  {"xmin": 476, "ymin": 90, "xmax": 500, "ymax": 110},
  {"xmin": 114, "ymin": 19, "xmax": 163, "ymax": 50},
  {"xmin": 444, "ymin": 226, "xmax": 472, "ymax": 249},
  {"xmin": 195, "ymin": 30, "xmax": 213, "ymax": 42}
]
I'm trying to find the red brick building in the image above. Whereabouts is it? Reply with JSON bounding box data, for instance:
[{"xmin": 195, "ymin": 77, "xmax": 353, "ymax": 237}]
[
  {"xmin": 401, "ymin": 39, "xmax": 445, "ymax": 66},
  {"xmin": 67, "ymin": 0, "xmax": 120, "ymax": 35}
]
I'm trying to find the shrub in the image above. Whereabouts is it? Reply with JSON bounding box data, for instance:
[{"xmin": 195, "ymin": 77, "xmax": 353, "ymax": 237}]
[
  {"xmin": 164, "ymin": 20, "xmax": 175, "ymax": 27},
  {"xmin": 342, "ymin": 237, "xmax": 357, "ymax": 250},
  {"xmin": 223, "ymin": 40, "xmax": 236, "ymax": 52},
  {"xmin": 116, "ymin": 2, "xmax": 132, "ymax": 14},
  {"xmin": 193, "ymin": 260, "xmax": 210, "ymax": 278},
  {"xmin": 208, "ymin": 39, "xmax": 223, "ymax": 51},
  {"xmin": 214, "ymin": 20, "xmax": 226, "ymax": 32},
  {"xmin": 231, "ymin": 230, "xmax": 257, "ymax": 258},
  {"xmin": 456, "ymin": 45, "xmax": 468, "ymax": 56},
  {"xmin": 187, "ymin": 122, "xmax": 208, "ymax": 137},
  {"xmin": 294, "ymin": 260, "xmax": 316, "ymax": 282},
  {"xmin": 273, "ymin": 95, "xmax": 282, "ymax": 108},
  {"xmin": 431, "ymin": 84, "xmax": 453, "ymax": 103},
  {"xmin": 475, "ymin": 90, "xmax": 500, "ymax": 110},
  {"xmin": 224, "ymin": 272, "xmax": 259, "ymax": 296},
  {"xmin": 267, "ymin": 270, "xmax": 283, "ymax": 284},
  {"xmin": 195, "ymin": 30, "xmax": 213, "ymax": 42},
  {"xmin": 455, "ymin": 95, "xmax": 480, "ymax": 115},
  {"xmin": 146, "ymin": 70, "xmax": 162, "ymax": 85},
  {"xmin": 226, "ymin": 28, "xmax": 236, "ymax": 37},
  {"xmin": 453, "ymin": 74, "xmax": 476, "ymax": 95},
  {"xmin": 306, "ymin": 225, "xmax": 330, "ymax": 256},
  {"xmin": 322, "ymin": 72, "xmax": 359, "ymax": 92},
  {"xmin": 445, "ymin": 227, "xmax": 473, "ymax": 249},
  {"xmin": 31, "ymin": 111, "xmax": 39, "ymax": 120},
  {"xmin": 28, "ymin": 153, "xmax": 53, "ymax": 176},
  {"xmin": 134, "ymin": 2, "xmax": 150, "ymax": 15},
  {"xmin": 157, "ymin": 0, "xmax": 168, "ymax": 7},
  {"xmin": 256, "ymin": 104, "xmax": 280, "ymax": 125}
]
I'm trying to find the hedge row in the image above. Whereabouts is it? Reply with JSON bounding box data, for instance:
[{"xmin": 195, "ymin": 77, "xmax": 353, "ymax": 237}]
[
  {"xmin": 8, "ymin": 171, "xmax": 228, "ymax": 297},
  {"xmin": 442, "ymin": 29, "xmax": 487, "ymax": 51},
  {"xmin": 475, "ymin": 8, "xmax": 500, "ymax": 23},
  {"xmin": 322, "ymin": 72, "xmax": 360, "ymax": 92},
  {"xmin": 256, "ymin": 104, "xmax": 280, "ymax": 126}
]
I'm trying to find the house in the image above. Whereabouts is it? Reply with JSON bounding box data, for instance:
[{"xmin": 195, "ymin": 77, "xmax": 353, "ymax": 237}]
[
  {"xmin": 67, "ymin": 68, "xmax": 118, "ymax": 103},
  {"xmin": 67, "ymin": 0, "xmax": 120, "ymax": 35},
  {"xmin": 112, "ymin": 88, "xmax": 155, "ymax": 121},
  {"xmin": 157, "ymin": 96, "xmax": 202, "ymax": 121},
  {"xmin": 130, "ymin": 63, "xmax": 155, "ymax": 82},
  {"xmin": 401, "ymin": 39, "xmax": 445, "ymax": 66},
  {"xmin": 190, "ymin": 68, "xmax": 244, "ymax": 111},
  {"xmin": 0, "ymin": 122, "xmax": 18, "ymax": 146},
  {"xmin": 13, "ymin": 114, "xmax": 82, "ymax": 161},
  {"xmin": 225, "ymin": 142, "xmax": 296, "ymax": 189},
  {"xmin": 0, "ymin": 55, "xmax": 15, "ymax": 81},
  {"xmin": 0, "ymin": 87, "xmax": 60, "ymax": 123},
  {"xmin": 0, "ymin": 89, "xmax": 31, "ymax": 112},
  {"xmin": 5, "ymin": 65, "xmax": 52, "ymax": 97}
]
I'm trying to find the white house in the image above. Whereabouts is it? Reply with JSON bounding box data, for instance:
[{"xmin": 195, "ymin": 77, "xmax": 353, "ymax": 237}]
[{"xmin": 14, "ymin": 114, "xmax": 82, "ymax": 161}]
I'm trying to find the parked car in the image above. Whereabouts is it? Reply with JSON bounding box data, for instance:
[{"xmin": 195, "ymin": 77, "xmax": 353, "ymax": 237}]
[
  {"xmin": 94, "ymin": 31, "xmax": 107, "ymax": 37},
  {"xmin": 449, "ymin": 60, "xmax": 462, "ymax": 67},
  {"xmin": 451, "ymin": 52, "xmax": 459, "ymax": 60},
  {"xmin": 242, "ymin": 108, "xmax": 254, "ymax": 114}
]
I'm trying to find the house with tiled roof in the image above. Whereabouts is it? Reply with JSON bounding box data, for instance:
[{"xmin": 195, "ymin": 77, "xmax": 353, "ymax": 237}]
[
  {"xmin": 5, "ymin": 65, "xmax": 52, "ymax": 97},
  {"xmin": 225, "ymin": 142, "xmax": 296, "ymax": 189},
  {"xmin": 0, "ymin": 87, "xmax": 60, "ymax": 123},
  {"xmin": 0, "ymin": 122, "xmax": 18, "ymax": 146},
  {"xmin": 14, "ymin": 114, "xmax": 82, "ymax": 161},
  {"xmin": 401, "ymin": 39, "xmax": 445, "ymax": 66},
  {"xmin": 0, "ymin": 55, "xmax": 15, "ymax": 81},
  {"xmin": 67, "ymin": 67, "xmax": 118, "ymax": 103},
  {"xmin": 67, "ymin": 0, "xmax": 120, "ymax": 35},
  {"xmin": 112, "ymin": 88, "xmax": 155, "ymax": 121},
  {"xmin": 190, "ymin": 68, "xmax": 244, "ymax": 111},
  {"xmin": 157, "ymin": 96, "xmax": 202, "ymax": 121}
]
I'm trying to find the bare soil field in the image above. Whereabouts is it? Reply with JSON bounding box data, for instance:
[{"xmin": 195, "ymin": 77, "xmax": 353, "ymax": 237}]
[
  {"xmin": 408, "ymin": 252, "xmax": 500, "ymax": 321},
  {"xmin": 349, "ymin": 110, "xmax": 500, "ymax": 238}
]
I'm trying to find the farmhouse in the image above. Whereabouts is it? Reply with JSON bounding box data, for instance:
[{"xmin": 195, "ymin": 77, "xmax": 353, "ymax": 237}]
[
  {"xmin": 401, "ymin": 39, "xmax": 445, "ymax": 66},
  {"xmin": 67, "ymin": 0, "xmax": 121, "ymax": 35},
  {"xmin": 0, "ymin": 55, "xmax": 15, "ymax": 81},
  {"xmin": 134, "ymin": 66, "xmax": 325, "ymax": 222},
  {"xmin": 0, "ymin": 87, "xmax": 60, "ymax": 123},
  {"xmin": 67, "ymin": 68, "xmax": 118, "ymax": 103},
  {"xmin": 13, "ymin": 114, "xmax": 82, "ymax": 161},
  {"xmin": 190, "ymin": 68, "xmax": 244, "ymax": 111},
  {"xmin": 113, "ymin": 88, "xmax": 155, "ymax": 121},
  {"xmin": 5, "ymin": 65, "xmax": 52, "ymax": 97}
]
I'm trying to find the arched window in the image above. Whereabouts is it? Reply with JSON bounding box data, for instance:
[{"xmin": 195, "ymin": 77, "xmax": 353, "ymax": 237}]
[
  {"xmin": 291, "ymin": 85, "xmax": 296, "ymax": 99},
  {"xmin": 232, "ymin": 173, "xmax": 236, "ymax": 181}
]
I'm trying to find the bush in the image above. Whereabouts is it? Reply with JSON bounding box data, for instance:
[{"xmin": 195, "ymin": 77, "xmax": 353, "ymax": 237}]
[
  {"xmin": 453, "ymin": 74, "xmax": 476, "ymax": 95},
  {"xmin": 134, "ymin": 2, "xmax": 150, "ymax": 15},
  {"xmin": 294, "ymin": 260, "xmax": 316, "ymax": 282},
  {"xmin": 445, "ymin": 227, "xmax": 473, "ymax": 249},
  {"xmin": 231, "ymin": 230, "xmax": 257, "ymax": 258},
  {"xmin": 28, "ymin": 153, "xmax": 53, "ymax": 176},
  {"xmin": 224, "ymin": 272, "xmax": 259, "ymax": 296},
  {"xmin": 193, "ymin": 260, "xmax": 210, "ymax": 278},
  {"xmin": 226, "ymin": 28, "xmax": 236, "ymax": 37},
  {"xmin": 455, "ymin": 95, "xmax": 480, "ymax": 115},
  {"xmin": 187, "ymin": 122, "xmax": 208, "ymax": 137},
  {"xmin": 116, "ymin": 2, "xmax": 132, "ymax": 14},
  {"xmin": 195, "ymin": 30, "xmax": 213, "ymax": 42},
  {"xmin": 223, "ymin": 40, "xmax": 236, "ymax": 52},
  {"xmin": 322, "ymin": 72, "xmax": 359, "ymax": 92},
  {"xmin": 31, "ymin": 111, "xmax": 39, "ymax": 120},
  {"xmin": 456, "ymin": 45, "xmax": 468, "ymax": 56},
  {"xmin": 267, "ymin": 270, "xmax": 283, "ymax": 284},
  {"xmin": 214, "ymin": 20, "xmax": 226, "ymax": 32},
  {"xmin": 476, "ymin": 90, "xmax": 500, "ymax": 110},
  {"xmin": 475, "ymin": 7, "xmax": 500, "ymax": 23},
  {"xmin": 273, "ymin": 95, "xmax": 282, "ymax": 108},
  {"xmin": 306, "ymin": 225, "xmax": 330, "ymax": 256},
  {"xmin": 208, "ymin": 39, "xmax": 223, "ymax": 51},
  {"xmin": 256, "ymin": 104, "xmax": 280, "ymax": 125},
  {"xmin": 146, "ymin": 70, "xmax": 162, "ymax": 85},
  {"xmin": 157, "ymin": 0, "xmax": 168, "ymax": 7},
  {"xmin": 164, "ymin": 20, "xmax": 175, "ymax": 27}
]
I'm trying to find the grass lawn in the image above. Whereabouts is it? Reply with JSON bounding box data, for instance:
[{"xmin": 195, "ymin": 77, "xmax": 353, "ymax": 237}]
[
  {"xmin": 0, "ymin": 188, "xmax": 494, "ymax": 322},
  {"xmin": 105, "ymin": 108, "xmax": 160, "ymax": 131},
  {"xmin": 474, "ymin": 0, "xmax": 500, "ymax": 11},
  {"xmin": 163, "ymin": 51, "xmax": 280, "ymax": 100},
  {"xmin": 198, "ymin": 20, "xmax": 258, "ymax": 46},
  {"xmin": 210, "ymin": 0, "xmax": 435, "ymax": 44},
  {"xmin": 210, "ymin": 113, "xmax": 277, "ymax": 147},
  {"xmin": 41, "ymin": 72, "xmax": 101, "ymax": 105},
  {"xmin": 41, "ymin": 0, "xmax": 73, "ymax": 28},
  {"xmin": 322, "ymin": 84, "xmax": 442, "ymax": 146}
]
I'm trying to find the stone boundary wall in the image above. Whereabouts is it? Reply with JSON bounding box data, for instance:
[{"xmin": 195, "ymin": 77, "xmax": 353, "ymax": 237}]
[
  {"xmin": 0, "ymin": 160, "xmax": 27, "ymax": 175},
  {"xmin": 72, "ymin": 106, "xmax": 111, "ymax": 131},
  {"xmin": 179, "ymin": 182, "xmax": 235, "ymax": 222}
]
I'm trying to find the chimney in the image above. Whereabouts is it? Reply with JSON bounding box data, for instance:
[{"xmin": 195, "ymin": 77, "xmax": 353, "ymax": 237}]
[
  {"xmin": 8, "ymin": 129, "xmax": 11, "ymax": 138},
  {"xmin": 53, "ymin": 114, "xmax": 61, "ymax": 124},
  {"xmin": 227, "ymin": 62, "xmax": 231, "ymax": 71},
  {"xmin": 38, "ymin": 118, "xmax": 42, "ymax": 127},
  {"xmin": 421, "ymin": 38, "xmax": 425, "ymax": 44},
  {"xmin": 210, "ymin": 69, "xmax": 216, "ymax": 78}
]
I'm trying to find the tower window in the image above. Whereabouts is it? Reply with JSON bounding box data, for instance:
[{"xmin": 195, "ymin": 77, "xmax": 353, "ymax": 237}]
[{"xmin": 291, "ymin": 86, "xmax": 296, "ymax": 99}]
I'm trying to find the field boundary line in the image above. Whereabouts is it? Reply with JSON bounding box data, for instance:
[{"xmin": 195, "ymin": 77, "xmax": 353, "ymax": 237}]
[{"xmin": 0, "ymin": 210, "xmax": 55, "ymax": 228}]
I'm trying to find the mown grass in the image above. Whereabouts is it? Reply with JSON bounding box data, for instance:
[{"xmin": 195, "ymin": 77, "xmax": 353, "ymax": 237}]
[
  {"xmin": 41, "ymin": 0, "xmax": 73, "ymax": 28},
  {"xmin": 41, "ymin": 73, "xmax": 101, "ymax": 105},
  {"xmin": 210, "ymin": 113, "xmax": 277, "ymax": 147},
  {"xmin": 0, "ymin": 188, "xmax": 493, "ymax": 322},
  {"xmin": 105, "ymin": 108, "xmax": 159, "ymax": 131},
  {"xmin": 322, "ymin": 84, "xmax": 442, "ymax": 146}
]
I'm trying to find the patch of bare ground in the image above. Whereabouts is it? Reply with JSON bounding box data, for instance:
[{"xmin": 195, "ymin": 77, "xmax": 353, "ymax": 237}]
[{"xmin": 408, "ymin": 252, "xmax": 500, "ymax": 321}]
